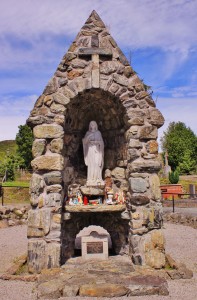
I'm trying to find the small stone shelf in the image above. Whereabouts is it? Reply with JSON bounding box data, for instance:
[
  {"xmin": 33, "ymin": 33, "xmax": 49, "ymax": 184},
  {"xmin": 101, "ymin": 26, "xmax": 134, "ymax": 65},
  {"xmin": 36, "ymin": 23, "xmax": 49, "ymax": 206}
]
[{"xmin": 65, "ymin": 204, "xmax": 126, "ymax": 213}]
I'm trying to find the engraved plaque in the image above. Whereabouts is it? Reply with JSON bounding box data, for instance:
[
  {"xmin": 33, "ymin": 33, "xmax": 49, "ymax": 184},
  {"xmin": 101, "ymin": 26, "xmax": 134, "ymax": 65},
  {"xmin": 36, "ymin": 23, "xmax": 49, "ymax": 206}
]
[{"xmin": 87, "ymin": 241, "xmax": 103, "ymax": 254}]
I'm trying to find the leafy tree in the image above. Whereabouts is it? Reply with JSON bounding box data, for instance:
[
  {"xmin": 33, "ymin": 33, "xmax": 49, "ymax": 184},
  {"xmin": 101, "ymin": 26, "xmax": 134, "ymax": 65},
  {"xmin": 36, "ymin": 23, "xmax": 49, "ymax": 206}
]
[
  {"xmin": 15, "ymin": 124, "xmax": 33, "ymax": 169},
  {"xmin": 161, "ymin": 122, "xmax": 197, "ymax": 174}
]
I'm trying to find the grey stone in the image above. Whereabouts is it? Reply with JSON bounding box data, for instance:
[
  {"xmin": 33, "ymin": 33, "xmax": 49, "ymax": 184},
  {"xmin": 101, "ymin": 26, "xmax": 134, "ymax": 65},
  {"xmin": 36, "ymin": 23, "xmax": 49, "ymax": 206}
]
[
  {"xmin": 113, "ymin": 73, "xmax": 128, "ymax": 86},
  {"xmin": 44, "ymin": 171, "xmax": 62, "ymax": 185},
  {"xmin": 27, "ymin": 208, "xmax": 51, "ymax": 237},
  {"xmin": 129, "ymin": 158, "xmax": 161, "ymax": 173},
  {"xmin": 28, "ymin": 239, "xmax": 46, "ymax": 273},
  {"xmin": 78, "ymin": 47, "xmax": 112, "ymax": 56},
  {"xmin": 38, "ymin": 278, "xmax": 64, "ymax": 299},
  {"xmin": 128, "ymin": 139, "xmax": 142, "ymax": 148},
  {"xmin": 111, "ymin": 167, "xmax": 125, "ymax": 179},
  {"xmin": 33, "ymin": 124, "xmax": 64, "ymax": 139},
  {"xmin": 50, "ymin": 138, "xmax": 63, "ymax": 154},
  {"xmin": 80, "ymin": 186, "xmax": 104, "ymax": 195},
  {"xmin": 129, "ymin": 178, "xmax": 147, "ymax": 193},
  {"xmin": 149, "ymin": 174, "xmax": 161, "ymax": 201},
  {"xmin": 127, "ymin": 149, "xmax": 140, "ymax": 161},
  {"xmin": 46, "ymin": 193, "xmax": 62, "ymax": 206},
  {"xmin": 149, "ymin": 108, "xmax": 165, "ymax": 128},
  {"xmin": 71, "ymin": 58, "xmax": 87, "ymax": 68},
  {"xmin": 30, "ymin": 174, "xmax": 45, "ymax": 195},
  {"xmin": 43, "ymin": 77, "xmax": 58, "ymax": 95},
  {"xmin": 91, "ymin": 34, "xmax": 99, "ymax": 47},
  {"xmin": 31, "ymin": 154, "xmax": 64, "ymax": 171},
  {"xmin": 32, "ymin": 139, "xmax": 46, "ymax": 157},
  {"xmin": 63, "ymin": 285, "xmax": 79, "ymax": 297},
  {"xmin": 58, "ymin": 78, "xmax": 68, "ymax": 87},
  {"xmin": 130, "ymin": 195, "xmax": 150, "ymax": 206},
  {"xmin": 50, "ymin": 102, "xmax": 66, "ymax": 114},
  {"xmin": 53, "ymin": 92, "xmax": 70, "ymax": 105},
  {"xmin": 139, "ymin": 125, "xmax": 158, "ymax": 140},
  {"xmin": 46, "ymin": 184, "xmax": 62, "ymax": 194}
]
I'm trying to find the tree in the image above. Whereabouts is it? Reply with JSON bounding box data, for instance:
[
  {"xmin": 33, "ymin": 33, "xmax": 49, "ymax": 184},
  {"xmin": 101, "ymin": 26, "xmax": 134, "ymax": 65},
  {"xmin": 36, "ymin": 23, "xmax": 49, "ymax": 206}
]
[
  {"xmin": 161, "ymin": 122, "xmax": 197, "ymax": 174},
  {"xmin": 15, "ymin": 124, "xmax": 33, "ymax": 169}
]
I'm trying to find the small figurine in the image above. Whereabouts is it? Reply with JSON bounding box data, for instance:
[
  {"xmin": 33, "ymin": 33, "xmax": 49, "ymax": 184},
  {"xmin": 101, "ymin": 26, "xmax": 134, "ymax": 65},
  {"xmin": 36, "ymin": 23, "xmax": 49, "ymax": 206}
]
[
  {"xmin": 69, "ymin": 198, "xmax": 75, "ymax": 205},
  {"xmin": 73, "ymin": 198, "xmax": 79, "ymax": 205},
  {"xmin": 106, "ymin": 189, "xmax": 114, "ymax": 205},
  {"xmin": 83, "ymin": 196, "xmax": 88, "ymax": 205},
  {"xmin": 77, "ymin": 191, "xmax": 83, "ymax": 205}
]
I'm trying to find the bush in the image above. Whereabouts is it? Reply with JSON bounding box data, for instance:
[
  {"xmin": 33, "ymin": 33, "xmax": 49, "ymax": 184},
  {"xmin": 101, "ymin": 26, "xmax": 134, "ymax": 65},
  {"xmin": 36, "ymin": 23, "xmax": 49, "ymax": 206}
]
[{"xmin": 169, "ymin": 170, "xmax": 179, "ymax": 184}]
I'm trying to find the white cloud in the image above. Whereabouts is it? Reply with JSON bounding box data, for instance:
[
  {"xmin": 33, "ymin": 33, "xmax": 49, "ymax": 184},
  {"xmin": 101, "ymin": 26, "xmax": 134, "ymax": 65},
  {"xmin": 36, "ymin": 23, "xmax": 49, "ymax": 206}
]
[
  {"xmin": 0, "ymin": 95, "xmax": 37, "ymax": 140},
  {"xmin": 0, "ymin": 0, "xmax": 196, "ymax": 51},
  {"xmin": 157, "ymin": 97, "xmax": 197, "ymax": 148}
]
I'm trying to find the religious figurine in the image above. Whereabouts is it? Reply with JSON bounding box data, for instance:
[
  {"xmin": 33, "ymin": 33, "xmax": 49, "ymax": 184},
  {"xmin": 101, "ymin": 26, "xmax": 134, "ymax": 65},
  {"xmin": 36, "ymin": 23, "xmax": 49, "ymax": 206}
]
[
  {"xmin": 83, "ymin": 196, "xmax": 88, "ymax": 205},
  {"xmin": 106, "ymin": 189, "xmax": 114, "ymax": 205},
  {"xmin": 83, "ymin": 121, "xmax": 104, "ymax": 186},
  {"xmin": 69, "ymin": 198, "xmax": 75, "ymax": 205},
  {"xmin": 77, "ymin": 191, "xmax": 83, "ymax": 205}
]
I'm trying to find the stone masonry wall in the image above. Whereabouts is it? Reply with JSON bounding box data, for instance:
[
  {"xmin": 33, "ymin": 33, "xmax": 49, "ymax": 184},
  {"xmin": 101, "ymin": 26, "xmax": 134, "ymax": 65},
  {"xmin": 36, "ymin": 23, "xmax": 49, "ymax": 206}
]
[{"xmin": 27, "ymin": 10, "xmax": 165, "ymax": 273}]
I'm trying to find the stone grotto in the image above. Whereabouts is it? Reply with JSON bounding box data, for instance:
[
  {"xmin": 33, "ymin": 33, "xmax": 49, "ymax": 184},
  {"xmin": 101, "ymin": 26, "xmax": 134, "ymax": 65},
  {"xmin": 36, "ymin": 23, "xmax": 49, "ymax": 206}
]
[{"xmin": 27, "ymin": 10, "xmax": 165, "ymax": 273}]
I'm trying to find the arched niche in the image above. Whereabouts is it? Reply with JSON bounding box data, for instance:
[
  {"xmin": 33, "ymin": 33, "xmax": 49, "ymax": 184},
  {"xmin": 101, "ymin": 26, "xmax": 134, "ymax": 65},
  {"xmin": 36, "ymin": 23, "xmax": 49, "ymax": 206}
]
[
  {"xmin": 61, "ymin": 211, "xmax": 129, "ymax": 263},
  {"xmin": 63, "ymin": 88, "xmax": 128, "ymax": 188}
]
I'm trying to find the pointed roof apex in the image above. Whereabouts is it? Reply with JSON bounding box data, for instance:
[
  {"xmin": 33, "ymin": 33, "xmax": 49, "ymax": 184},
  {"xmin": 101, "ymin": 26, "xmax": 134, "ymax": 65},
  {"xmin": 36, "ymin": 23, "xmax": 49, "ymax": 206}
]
[{"xmin": 85, "ymin": 10, "xmax": 106, "ymax": 28}]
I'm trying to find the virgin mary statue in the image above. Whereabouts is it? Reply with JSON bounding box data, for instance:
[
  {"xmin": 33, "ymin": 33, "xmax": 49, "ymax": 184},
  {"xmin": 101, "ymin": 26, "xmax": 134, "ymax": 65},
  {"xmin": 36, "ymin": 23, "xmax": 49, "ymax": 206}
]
[{"xmin": 83, "ymin": 121, "xmax": 104, "ymax": 186}]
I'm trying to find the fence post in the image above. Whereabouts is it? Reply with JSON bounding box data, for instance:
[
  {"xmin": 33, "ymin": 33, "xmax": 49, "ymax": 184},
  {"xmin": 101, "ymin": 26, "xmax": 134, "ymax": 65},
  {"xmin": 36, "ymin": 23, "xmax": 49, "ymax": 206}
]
[
  {"xmin": 189, "ymin": 184, "xmax": 196, "ymax": 199},
  {"xmin": 172, "ymin": 195, "xmax": 175, "ymax": 213}
]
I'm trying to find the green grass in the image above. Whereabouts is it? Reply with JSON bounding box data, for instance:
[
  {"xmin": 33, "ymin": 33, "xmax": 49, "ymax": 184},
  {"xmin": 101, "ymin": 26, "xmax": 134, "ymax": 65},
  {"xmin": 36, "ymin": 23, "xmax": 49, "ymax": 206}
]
[
  {"xmin": 0, "ymin": 140, "xmax": 17, "ymax": 163},
  {"xmin": 2, "ymin": 181, "xmax": 30, "ymax": 187}
]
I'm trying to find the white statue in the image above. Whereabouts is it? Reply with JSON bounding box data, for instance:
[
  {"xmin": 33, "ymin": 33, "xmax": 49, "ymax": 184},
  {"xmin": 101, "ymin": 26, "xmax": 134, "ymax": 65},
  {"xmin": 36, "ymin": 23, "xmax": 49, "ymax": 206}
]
[{"xmin": 83, "ymin": 121, "xmax": 104, "ymax": 186}]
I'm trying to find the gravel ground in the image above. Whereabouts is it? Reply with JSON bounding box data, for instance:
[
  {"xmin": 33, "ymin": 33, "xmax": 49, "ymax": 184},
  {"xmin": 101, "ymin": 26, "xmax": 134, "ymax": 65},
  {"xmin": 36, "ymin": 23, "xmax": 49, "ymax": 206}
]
[{"xmin": 0, "ymin": 223, "xmax": 197, "ymax": 300}]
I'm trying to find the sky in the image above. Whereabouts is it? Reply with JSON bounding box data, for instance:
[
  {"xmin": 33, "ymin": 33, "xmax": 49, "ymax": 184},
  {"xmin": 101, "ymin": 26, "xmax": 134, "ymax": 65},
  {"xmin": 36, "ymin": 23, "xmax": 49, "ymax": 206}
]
[{"xmin": 0, "ymin": 0, "xmax": 197, "ymax": 146}]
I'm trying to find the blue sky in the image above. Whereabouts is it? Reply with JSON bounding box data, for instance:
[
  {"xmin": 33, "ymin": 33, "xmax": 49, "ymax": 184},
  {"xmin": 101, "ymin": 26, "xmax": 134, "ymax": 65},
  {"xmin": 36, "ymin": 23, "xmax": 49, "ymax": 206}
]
[{"xmin": 0, "ymin": 0, "xmax": 197, "ymax": 146}]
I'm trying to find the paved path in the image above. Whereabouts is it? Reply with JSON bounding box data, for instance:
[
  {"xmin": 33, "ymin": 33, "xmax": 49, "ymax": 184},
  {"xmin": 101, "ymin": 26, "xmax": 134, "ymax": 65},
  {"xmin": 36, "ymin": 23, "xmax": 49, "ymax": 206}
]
[{"xmin": 163, "ymin": 207, "xmax": 197, "ymax": 216}]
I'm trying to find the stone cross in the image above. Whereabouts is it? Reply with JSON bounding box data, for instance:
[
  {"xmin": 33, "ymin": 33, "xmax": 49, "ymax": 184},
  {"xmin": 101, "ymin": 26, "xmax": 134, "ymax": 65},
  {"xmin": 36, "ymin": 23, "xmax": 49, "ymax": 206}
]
[{"xmin": 78, "ymin": 43, "xmax": 112, "ymax": 88}]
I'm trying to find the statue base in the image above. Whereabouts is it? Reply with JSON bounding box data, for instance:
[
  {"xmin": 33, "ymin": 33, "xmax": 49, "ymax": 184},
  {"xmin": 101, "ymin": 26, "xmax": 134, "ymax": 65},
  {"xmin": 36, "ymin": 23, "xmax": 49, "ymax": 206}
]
[
  {"xmin": 80, "ymin": 185, "xmax": 105, "ymax": 196},
  {"xmin": 86, "ymin": 180, "xmax": 105, "ymax": 187}
]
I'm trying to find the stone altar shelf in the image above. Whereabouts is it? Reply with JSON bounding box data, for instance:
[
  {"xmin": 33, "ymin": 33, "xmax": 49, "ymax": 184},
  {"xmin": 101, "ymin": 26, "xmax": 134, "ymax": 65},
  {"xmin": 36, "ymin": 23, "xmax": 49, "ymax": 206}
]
[{"xmin": 65, "ymin": 204, "xmax": 126, "ymax": 213}]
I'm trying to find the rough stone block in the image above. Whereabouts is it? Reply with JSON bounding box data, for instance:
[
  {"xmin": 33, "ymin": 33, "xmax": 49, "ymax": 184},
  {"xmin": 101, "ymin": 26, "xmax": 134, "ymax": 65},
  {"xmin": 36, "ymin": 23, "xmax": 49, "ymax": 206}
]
[
  {"xmin": 50, "ymin": 102, "xmax": 66, "ymax": 114},
  {"xmin": 129, "ymin": 178, "xmax": 147, "ymax": 193},
  {"xmin": 63, "ymin": 286, "xmax": 79, "ymax": 297},
  {"xmin": 111, "ymin": 167, "xmax": 125, "ymax": 179},
  {"xmin": 31, "ymin": 154, "xmax": 64, "ymax": 171},
  {"xmin": 146, "ymin": 140, "xmax": 158, "ymax": 154},
  {"xmin": 27, "ymin": 208, "xmax": 51, "ymax": 237},
  {"xmin": 139, "ymin": 125, "xmax": 158, "ymax": 140},
  {"xmin": 129, "ymin": 158, "xmax": 161, "ymax": 173},
  {"xmin": 46, "ymin": 193, "xmax": 61, "ymax": 207},
  {"xmin": 128, "ymin": 139, "xmax": 142, "ymax": 148},
  {"xmin": 28, "ymin": 239, "xmax": 46, "ymax": 273},
  {"xmin": 46, "ymin": 184, "xmax": 62, "ymax": 193},
  {"xmin": 53, "ymin": 92, "xmax": 70, "ymax": 105},
  {"xmin": 149, "ymin": 108, "xmax": 165, "ymax": 128},
  {"xmin": 45, "ymin": 242, "xmax": 61, "ymax": 269},
  {"xmin": 33, "ymin": 124, "xmax": 64, "ymax": 139},
  {"xmin": 145, "ymin": 249, "xmax": 166, "ymax": 269},
  {"xmin": 32, "ymin": 139, "xmax": 46, "ymax": 157},
  {"xmin": 30, "ymin": 174, "xmax": 45, "ymax": 195},
  {"xmin": 50, "ymin": 138, "xmax": 63, "ymax": 154},
  {"xmin": 113, "ymin": 73, "xmax": 128, "ymax": 86},
  {"xmin": 43, "ymin": 171, "xmax": 62, "ymax": 185},
  {"xmin": 37, "ymin": 278, "xmax": 64, "ymax": 298},
  {"xmin": 79, "ymin": 283, "xmax": 129, "ymax": 297},
  {"xmin": 130, "ymin": 195, "xmax": 150, "ymax": 206},
  {"xmin": 149, "ymin": 174, "xmax": 161, "ymax": 200}
]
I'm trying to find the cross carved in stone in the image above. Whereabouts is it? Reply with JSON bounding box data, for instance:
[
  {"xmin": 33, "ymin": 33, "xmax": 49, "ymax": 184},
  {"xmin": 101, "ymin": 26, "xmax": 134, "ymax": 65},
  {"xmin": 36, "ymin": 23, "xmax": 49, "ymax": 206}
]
[{"xmin": 78, "ymin": 47, "xmax": 112, "ymax": 88}]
